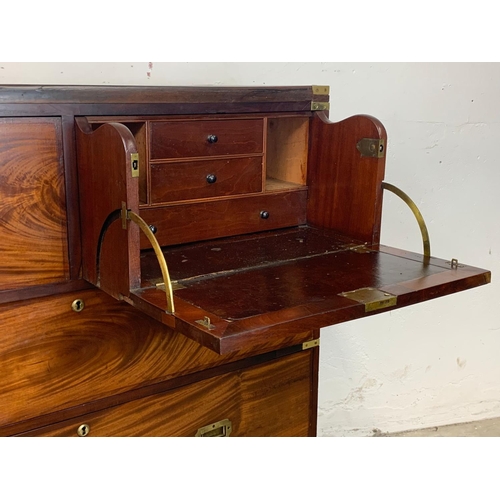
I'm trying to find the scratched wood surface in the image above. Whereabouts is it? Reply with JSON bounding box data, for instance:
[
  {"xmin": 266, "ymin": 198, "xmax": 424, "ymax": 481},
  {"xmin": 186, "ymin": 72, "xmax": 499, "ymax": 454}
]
[
  {"xmin": 133, "ymin": 226, "xmax": 490, "ymax": 355},
  {"xmin": 20, "ymin": 350, "xmax": 314, "ymax": 437},
  {"xmin": 0, "ymin": 118, "xmax": 69, "ymax": 290}
]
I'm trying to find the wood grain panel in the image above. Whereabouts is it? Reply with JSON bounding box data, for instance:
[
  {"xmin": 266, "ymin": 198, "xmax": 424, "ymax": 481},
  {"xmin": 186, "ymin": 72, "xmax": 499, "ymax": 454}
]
[
  {"xmin": 76, "ymin": 118, "xmax": 140, "ymax": 298},
  {"xmin": 150, "ymin": 119, "xmax": 264, "ymax": 159},
  {"xmin": 150, "ymin": 156, "xmax": 263, "ymax": 203},
  {"xmin": 20, "ymin": 350, "xmax": 314, "ymax": 437},
  {"xmin": 0, "ymin": 118, "xmax": 69, "ymax": 290},
  {"xmin": 0, "ymin": 288, "xmax": 313, "ymax": 428},
  {"xmin": 139, "ymin": 190, "xmax": 308, "ymax": 248},
  {"xmin": 0, "ymin": 86, "xmax": 327, "ymax": 105},
  {"xmin": 307, "ymin": 112, "xmax": 387, "ymax": 244},
  {"xmin": 266, "ymin": 116, "xmax": 309, "ymax": 185}
]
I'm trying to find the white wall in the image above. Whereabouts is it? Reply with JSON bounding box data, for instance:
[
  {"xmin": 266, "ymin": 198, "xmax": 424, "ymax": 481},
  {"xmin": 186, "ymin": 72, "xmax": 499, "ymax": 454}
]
[{"xmin": 1, "ymin": 62, "xmax": 498, "ymax": 436}]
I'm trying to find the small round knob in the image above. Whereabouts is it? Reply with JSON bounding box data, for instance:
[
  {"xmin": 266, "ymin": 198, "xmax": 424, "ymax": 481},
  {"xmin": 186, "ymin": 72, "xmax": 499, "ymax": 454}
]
[
  {"xmin": 207, "ymin": 135, "xmax": 218, "ymax": 144},
  {"xmin": 260, "ymin": 211, "xmax": 270, "ymax": 220},
  {"xmin": 149, "ymin": 225, "xmax": 157, "ymax": 234},
  {"xmin": 206, "ymin": 174, "xmax": 217, "ymax": 184}
]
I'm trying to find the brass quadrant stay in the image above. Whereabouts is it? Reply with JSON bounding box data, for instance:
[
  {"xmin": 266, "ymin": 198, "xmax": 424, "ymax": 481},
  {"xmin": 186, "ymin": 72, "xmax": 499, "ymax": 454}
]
[
  {"xmin": 122, "ymin": 206, "xmax": 175, "ymax": 314},
  {"xmin": 382, "ymin": 182, "xmax": 431, "ymax": 261}
]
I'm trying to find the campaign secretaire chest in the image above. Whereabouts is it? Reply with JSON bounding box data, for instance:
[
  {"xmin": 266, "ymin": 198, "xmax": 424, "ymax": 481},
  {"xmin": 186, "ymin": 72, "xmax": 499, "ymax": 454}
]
[{"xmin": 0, "ymin": 86, "xmax": 490, "ymax": 436}]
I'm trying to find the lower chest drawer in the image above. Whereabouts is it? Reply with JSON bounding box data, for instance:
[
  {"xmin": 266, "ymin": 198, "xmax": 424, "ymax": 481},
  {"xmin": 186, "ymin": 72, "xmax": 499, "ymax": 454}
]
[
  {"xmin": 18, "ymin": 350, "xmax": 315, "ymax": 437},
  {"xmin": 150, "ymin": 156, "xmax": 263, "ymax": 203}
]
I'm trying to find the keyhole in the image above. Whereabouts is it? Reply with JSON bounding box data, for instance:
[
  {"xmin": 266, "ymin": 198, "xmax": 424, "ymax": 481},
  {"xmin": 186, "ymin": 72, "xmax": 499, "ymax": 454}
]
[
  {"xmin": 71, "ymin": 299, "xmax": 85, "ymax": 313},
  {"xmin": 77, "ymin": 424, "xmax": 90, "ymax": 437}
]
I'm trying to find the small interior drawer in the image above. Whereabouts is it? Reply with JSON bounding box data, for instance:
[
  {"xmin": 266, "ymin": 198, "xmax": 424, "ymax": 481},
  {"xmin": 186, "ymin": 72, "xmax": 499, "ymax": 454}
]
[
  {"xmin": 150, "ymin": 119, "xmax": 264, "ymax": 159},
  {"xmin": 150, "ymin": 156, "xmax": 263, "ymax": 203}
]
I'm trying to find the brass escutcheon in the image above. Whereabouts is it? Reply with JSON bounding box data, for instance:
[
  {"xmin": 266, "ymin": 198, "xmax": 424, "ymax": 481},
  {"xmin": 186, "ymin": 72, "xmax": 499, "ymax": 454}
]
[
  {"xmin": 77, "ymin": 424, "xmax": 90, "ymax": 437},
  {"xmin": 71, "ymin": 299, "xmax": 85, "ymax": 313}
]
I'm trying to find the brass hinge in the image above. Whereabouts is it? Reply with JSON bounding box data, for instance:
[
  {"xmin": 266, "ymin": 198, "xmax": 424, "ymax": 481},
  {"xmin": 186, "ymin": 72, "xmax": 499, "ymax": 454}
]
[
  {"xmin": 445, "ymin": 258, "xmax": 464, "ymax": 269},
  {"xmin": 131, "ymin": 153, "xmax": 139, "ymax": 178},
  {"xmin": 349, "ymin": 244, "xmax": 373, "ymax": 254},
  {"xmin": 302, "ymin": 339, "xmax": 320, "ymax": 350},
  {"xmin": 195, "ymin": 316, "xmax": 215, "ymax": 330},
  {"xmin": 157, "ymin": 281, "xmax": 186, "ymax": 291},
  {"xmin": 312, "ymin": 85, "xmax": 330, "ymax": 95},
  {"xmin": 356, "ymin": 138, "xmax": 385, "ymax": 158},
  {"xmin": 339, "ymin": 287, "xmax": 397, "ymax": 312},
  {"xmin": 311, "ymin": 101, "xmax": 330, "ymax": 111}
]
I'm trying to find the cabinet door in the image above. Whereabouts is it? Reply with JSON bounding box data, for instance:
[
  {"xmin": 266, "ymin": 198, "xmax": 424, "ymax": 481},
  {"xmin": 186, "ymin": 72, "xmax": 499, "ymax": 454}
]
[
  {"xmin": 19, "ymin": 350, "xmax": 316, "ymax": 437},
  {"xmin": 0, "ymin": 118, "xmax": 69, "ymax": 290}
]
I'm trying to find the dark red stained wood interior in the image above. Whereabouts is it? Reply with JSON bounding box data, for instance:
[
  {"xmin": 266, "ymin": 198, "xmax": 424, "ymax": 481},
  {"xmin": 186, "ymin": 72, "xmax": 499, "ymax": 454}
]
[
  {"xmin": 139, "ymin": 190, "xmax": 308, "ymax": 248},
  {"xmin": 307, "ymin": 112, "xmax": 387, "ymax": 244},
  {"xmin": 133, "ymin": 226, "xmax": 490, "ymax": 354},
  {"xmin": 150, "ymin": 119, "xmax": 264, "ymax": 159},
  {"xmin": 149, "ymin": 156, "xmax": 263, "ymax": 203},
  {"xmin": 172, "ymin": 250, "xmax": 442, "ymax": 320},
  {"xmin": 76, "ymin": 118, "xmax": 141, "ymax": 297}
]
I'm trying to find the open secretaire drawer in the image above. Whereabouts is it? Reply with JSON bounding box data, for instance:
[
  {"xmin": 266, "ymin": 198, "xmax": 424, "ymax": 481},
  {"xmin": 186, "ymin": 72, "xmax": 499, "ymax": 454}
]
[{"xmin": 75, "ymin": 105, "xmax": 490, "ymax": 355}]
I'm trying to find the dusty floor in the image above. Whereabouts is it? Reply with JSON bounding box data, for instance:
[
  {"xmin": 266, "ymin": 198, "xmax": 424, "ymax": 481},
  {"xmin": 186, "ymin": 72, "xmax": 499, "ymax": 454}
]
[{"xmin": 386, "ymin": 416, "xmax": 500, "ymax": 437}]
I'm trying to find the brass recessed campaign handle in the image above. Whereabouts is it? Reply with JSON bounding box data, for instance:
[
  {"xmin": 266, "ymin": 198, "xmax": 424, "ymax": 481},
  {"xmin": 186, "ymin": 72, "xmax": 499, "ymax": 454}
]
[
  {"xmin": 122, "ymin": 206, "xmax": 175, "ymax": 314},
  {"xmin": 382, "ymin": 182, "xmax": 431, "ymax": 261},
  {"xmin": 195, "ymin": 419, "xmax": 232, "ymax": 437}
]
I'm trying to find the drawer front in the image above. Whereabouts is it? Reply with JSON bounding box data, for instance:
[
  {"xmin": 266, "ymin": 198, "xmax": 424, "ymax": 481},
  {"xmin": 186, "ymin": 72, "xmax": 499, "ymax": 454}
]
[
  {"xmin": 150, "ymin": 119, "xmax": 264, "ymax": 159},
  {"xmin": 140, "ymin": 189, "xmax": 308, "ymax": 248},
  {"xmin": 150, "ymin": 156, "xmax": 263, "ymax": 203},
  {"xmin": 0, "ymin": 288, "xmax": 299, "ymax": 430},
  {"xmin": 20, "ymin": 350, "xmax": 314, "ymax": 437}
]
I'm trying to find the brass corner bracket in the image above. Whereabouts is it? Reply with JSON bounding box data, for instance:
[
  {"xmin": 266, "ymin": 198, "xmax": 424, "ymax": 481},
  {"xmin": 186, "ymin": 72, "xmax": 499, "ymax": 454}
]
[
  {"xmin": 302, "ymin": 339, "xmax": 320, "ymax": 350},
  {"xmin": 339, "ymin": 287, "xmax": 397, "ymax": 312},
  {"xmin": 312, "ymin": 85, "xmax": 330, "ymax": 95},
  {"xmin": 311, "ymin": 101, "xmax": 330, "ymax": 111}
]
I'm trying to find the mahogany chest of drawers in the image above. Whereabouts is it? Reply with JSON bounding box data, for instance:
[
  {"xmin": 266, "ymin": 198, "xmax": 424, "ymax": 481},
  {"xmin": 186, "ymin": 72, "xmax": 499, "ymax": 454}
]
[{"xmin": 0, "ymin": 85, "xmax": 490, "ymax": 436}]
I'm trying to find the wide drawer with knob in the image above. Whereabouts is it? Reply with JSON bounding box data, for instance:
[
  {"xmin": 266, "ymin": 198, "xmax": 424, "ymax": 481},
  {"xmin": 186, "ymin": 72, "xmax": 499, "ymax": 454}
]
[
  {"xmin": 149, "ymin": 119, "xmax": 264, "ymax": 159},
  {"xmin": 17, "ymin": 349, "xmax": 316, "ymax": 437},
  {"xmin": 149, "ymin": 156, "xmax": 263, "ymax": 204},
  {"xmin": 140, "ymin": 189, "xmax": 308, "ymax": 248}
]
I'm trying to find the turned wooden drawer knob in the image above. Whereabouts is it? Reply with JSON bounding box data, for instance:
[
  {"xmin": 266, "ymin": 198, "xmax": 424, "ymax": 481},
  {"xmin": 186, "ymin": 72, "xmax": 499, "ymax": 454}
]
[
  {"xmin": 206, "ymin": 174, "xmax": 217, "ymax": 184},
  {"xmin": 207, "ymin": 134, "xmax": 218, "ymax": 144},
  {"xmin": 260, "ymin": 210, "xmax": 270, "ymax": 219}
]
